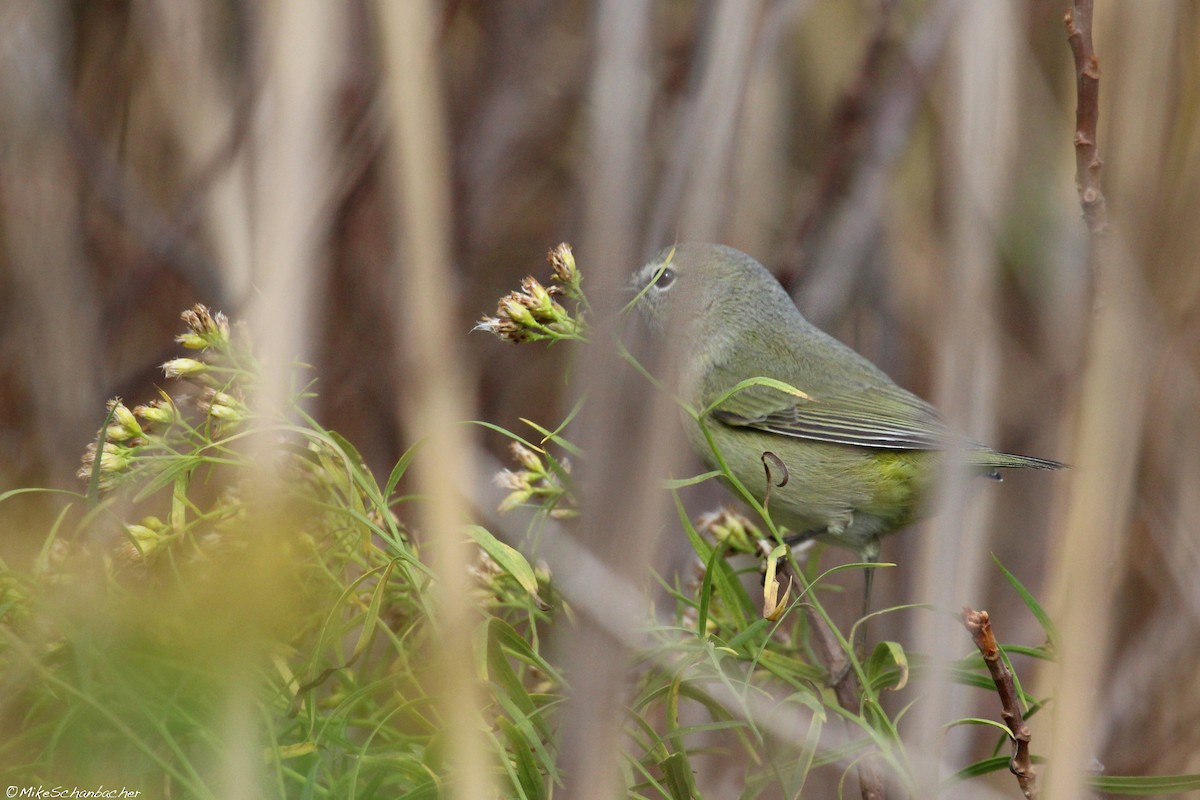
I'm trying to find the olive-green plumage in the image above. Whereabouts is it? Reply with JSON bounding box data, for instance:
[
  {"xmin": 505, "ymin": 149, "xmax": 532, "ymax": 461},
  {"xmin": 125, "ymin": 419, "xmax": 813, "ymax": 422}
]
[{"xmin": 632, "ymin": 243, "xmax": 1062, "ymax": 560}]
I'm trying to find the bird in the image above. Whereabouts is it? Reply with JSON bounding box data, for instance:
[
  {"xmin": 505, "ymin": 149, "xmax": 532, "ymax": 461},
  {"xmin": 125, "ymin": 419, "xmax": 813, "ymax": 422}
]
[{"xmin": 631, "ymin": 242, "xmax": 1063, "ymax": 635}]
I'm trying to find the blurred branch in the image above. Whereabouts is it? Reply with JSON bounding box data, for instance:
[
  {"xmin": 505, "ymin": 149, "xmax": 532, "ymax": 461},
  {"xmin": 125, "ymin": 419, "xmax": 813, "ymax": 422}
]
[
  {"xmin": 66, "ymin": 97, "xmax": 229, "ymax": 309},
  {"xmin": 555, "ymin": 1, "xmax": 663, "ymax": 796},
  {"xmin": 962, "ymin": 608, "xmax": 1038, "ymax": 799},
  {"xmin": 376, "ymin": 0, "xmax": 493, "ymax": 798},
  {"xmin": 1047, "ymin": 5, "xmax": 1144, "ymax": 799},
  {"xmin": 788, "ymin": 0, "xmax": 960, "ymax": 326},
  {"xmin": 645, "ymin": 0, "xmax": 764, "ymax": 246},
  {"xmin": 0, "ymin": 0, "xmax": 100, "ymax": 483},
  {"xmin": 790, "ymin": 0, "xmax": 899, "ymax": 252}
]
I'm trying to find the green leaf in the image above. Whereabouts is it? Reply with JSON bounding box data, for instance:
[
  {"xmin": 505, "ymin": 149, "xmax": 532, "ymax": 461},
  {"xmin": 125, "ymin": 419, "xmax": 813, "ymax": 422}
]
[
  {"xmin": 696, "ymin": 542, "xmax": 727, "ymax": 637},
  {"xmin": 520, "ymin": 417, "xmax": 584, "ymax": 457},
  {"xmin": 86, "ymin": 401, "xmax": 121, "ymax": 508},
  {"xmin": 132, "ymin": 454, "xmax": 202, "ymax": 503},
  {"xmin": 993, "ymin": 554, "xmax": 1058, "ymax": 649},
  {"xmin": 486, "ymin": 621, "xmax": 559, "ymax": 781},
  {"xmin": 865, "ymin": 640, "xmax": 909, "ymax": 691},
  {"xmin": 946, "ymin": 755, "xmax": 1022, "ymax": 782},
  {"xmin": 724, "ymin": 618, "xmax": 771, "ymax": 652},
  {"xmin": 470, "ymin": 421, "xmax": 544, "ymax": 452},
  {"xmin": 498, "ymin": 717, "xmax": 544, "ymax": 800},
  {"xmin": 487, "ymin": 622, "xmax": 538, "ymax": 720},
  {"xmin": 700, "ymin": 375, "xmax": 813, "ymax": 418},
  {"xmin": 659, "ymin": 751, "xmax": 698, "ymax": 800},
  {"xmin": 348, "ymin": 559, "xmax": 394, "ymax": 663},
  {"xmin": 675, "ymin": 494, "xmax": 755, "ymax": 629},
  {"xmin": 754, "ymin": 648, "xmax": 828, "ymax": 686},
  {"xmin": 1090, "ymin": 772, "xmax": 1200, "ymax": 795},
  {"xmin": 0, "ymin": 486, "xmax": 83, "ymax": 505},
  {"xmin": 996, "ymin": 643, "xmax": 1054, "ymax": 661},
  {"xmin": 328, "ymin": 429, "xmax": 366, "ymax": 470},
  {"xmin": 661, "ymin": 470, "xmax": 722, "ymax": 490},
  {"xmin": 489, "ymin": 618, "xmax": 565, "ymax": 687},
  {"xmin": 384, "ymin": 441, "xmax": 421, "ymax": 498},
  {"xmin": 943, "ymin": 717, "xmax": 1014, "ymax": 738},
  {"xmin": 466, "ymin": 525, "xmax": 542, "ymax": 602}
]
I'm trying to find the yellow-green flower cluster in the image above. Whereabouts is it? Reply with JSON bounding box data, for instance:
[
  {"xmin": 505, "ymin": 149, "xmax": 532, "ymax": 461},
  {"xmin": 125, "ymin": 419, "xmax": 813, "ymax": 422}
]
[
  {"xmin": 494, "ymin": 442, "xmax": 575, "ymax": 518},
  {"xmin": 160, "ymin": 304, "xmax": 252, "ymax": 430},
  {"xmin": 77, "ymin": 399, "xmax": 143, "ymax": 489},
  {"xmin": 133, "ymin": 392, "xmax": 181, "ymax": 427},
  {"xmin": 113, "ymin": 516, "xmax": 171, "ymax": 567},
  {"xmin": 198, "ymin": 388, "xmax": 249, "ymax": 423},
  {"xmin": 79, "ymin": 304, "xmax": 249, "ymax": 493},
  {"xmin": 77, "ymin": 439, "xmax": 135, "ymax": 490},
  {"xmin": 695, "ymin": 507, "xmax": 763, "ymax": 555},
  {"xmin": 176, "ymin": 304, "xmax": 231, "ymax": 351},
  {"xmin": 475, "ymin": 243, "xmax": 587, "ymax": 344},
  {"xmin": 547, "ymin": 242, "xmax": 582, "ymax": 299}
]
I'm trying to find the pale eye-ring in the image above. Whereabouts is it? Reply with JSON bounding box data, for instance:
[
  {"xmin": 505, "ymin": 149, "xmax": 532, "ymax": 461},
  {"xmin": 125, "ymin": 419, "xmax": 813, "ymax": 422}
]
[{"xmin": 653, "ymin": 267, "xmax": 676, "ymax": 290}]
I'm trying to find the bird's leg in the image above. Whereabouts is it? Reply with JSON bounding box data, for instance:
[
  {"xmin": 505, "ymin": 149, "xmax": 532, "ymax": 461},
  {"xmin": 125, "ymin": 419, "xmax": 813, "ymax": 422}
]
[
  {"xmin": 825, "ymin": 537, "xmax": 881, "ymax": 687},
  {"xmin": 781, "ymin": 528, "xmax": 819, "ymax": 548},
  {"xmin": 857, "ymin": 537, "xmax": 881, "ymax": 656},
  {"xmin": 779, "ymin": 530, "xmax": 880, "ymax": 684}
]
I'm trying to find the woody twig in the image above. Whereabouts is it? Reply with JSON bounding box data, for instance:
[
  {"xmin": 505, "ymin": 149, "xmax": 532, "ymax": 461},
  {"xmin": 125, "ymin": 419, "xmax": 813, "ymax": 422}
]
[{"xmin": 962, "ymin": 608, "xmax": 1038, "ymax": 799}]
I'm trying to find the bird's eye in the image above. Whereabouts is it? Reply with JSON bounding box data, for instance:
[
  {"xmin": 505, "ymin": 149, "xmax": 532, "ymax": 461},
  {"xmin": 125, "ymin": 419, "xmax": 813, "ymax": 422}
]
[{"xmin": 653, "ymin": 267, "xmax": 675, "ymax": 290}]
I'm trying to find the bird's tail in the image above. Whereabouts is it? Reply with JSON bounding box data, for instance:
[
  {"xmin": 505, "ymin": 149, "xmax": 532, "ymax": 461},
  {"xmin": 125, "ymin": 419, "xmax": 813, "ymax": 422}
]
[{"xmin": 973, "ymin": 449, "xmax": 1066, "ymax": 471}]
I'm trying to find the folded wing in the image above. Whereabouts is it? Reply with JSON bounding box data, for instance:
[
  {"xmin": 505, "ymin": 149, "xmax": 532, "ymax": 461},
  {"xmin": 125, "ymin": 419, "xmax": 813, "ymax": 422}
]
[{"xmin": 710, "ymin": 384, "xmax": 954, "ymax": 451}]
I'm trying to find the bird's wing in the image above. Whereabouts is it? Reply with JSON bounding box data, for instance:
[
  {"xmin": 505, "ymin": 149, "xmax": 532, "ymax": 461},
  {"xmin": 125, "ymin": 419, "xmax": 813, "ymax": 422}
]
[{"xmin": 709, "ymin": 383, "xmax": 954, "ymax": 450}]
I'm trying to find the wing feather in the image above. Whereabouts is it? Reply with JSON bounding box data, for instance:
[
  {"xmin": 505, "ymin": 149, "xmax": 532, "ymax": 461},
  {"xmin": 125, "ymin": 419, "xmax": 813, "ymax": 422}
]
[{"xmin": 710, "ymin": 384, "xmax": 953, "ymax": 451}]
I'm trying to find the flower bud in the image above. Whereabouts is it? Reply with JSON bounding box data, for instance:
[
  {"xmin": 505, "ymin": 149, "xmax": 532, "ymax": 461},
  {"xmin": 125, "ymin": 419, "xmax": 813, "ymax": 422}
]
[
  {"xmin": 548, "ymin": 243, "xmax": 578, "ymax": 285},
  {"xmin": 162, "ymin": 358, "xmax": 208, "ymax": 378},
  {"xmin": 134, "ymin": 396, "xmax": 179, "ymax": 426},
  {"xmin": 509, "ymin": 442, "xmax": 544, "ymax": 473},
  {"xmin": 105, "ymin": 399, "xmax": 144, "ymax": 442}
]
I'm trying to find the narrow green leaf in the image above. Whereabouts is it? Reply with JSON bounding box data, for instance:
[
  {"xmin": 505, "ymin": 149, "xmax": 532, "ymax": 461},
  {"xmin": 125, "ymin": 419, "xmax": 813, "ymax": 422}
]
[
  {"xmin": 348, "ymin": 559, "xmax": 394, "ymax": 663},
  {"xmin": 498, "ymin": 717, "xmax": 543, "ymax": 800},
  {"xmin": 1091, "ymin": 773, "xmax": 1200, "ymax": 794},
  {"xmin": 701, "ymin": 375, "xmax": 813, "ymax": 417},
  {"xmin": 946, "ymin": 755, "xmax": 1021, "ymax": 782},
  {"xmin": 384, "ymin": 441, "xmax": 421, "ymax": 498},
  {"xmin": 520, "ymin": 417, "xmax": 584, "ymax": 457},
  {"xmin": 328, "ymin": 430, "xmax": 366, "ymax": 470},
  {"xmin": 661, "ymin": 470, "xmax": 723, "ymax": 490},
  {"xmin": 943, "ymin": 717, "xmax": 1014, "ymax": 738},
  {"xmin": 487, "ymin": 625, "xmax": 537, "ymax": 720},
  {"xmin": 724, "ymin": 618, "xmax": 771, "ymax": 652},
  {"xmin": 993, "ymin": 554, "xmax": 1058, "ymax": 648},
  {"xmin": 490, "ymin": 618, "xmax": 565, "ymax": 686},
  {"xmin": 466, "ymin": 525, "xmax": 541, "ymax": 602},
  {"xmin": 865, "ymin": 640, "xmax": 909, "ymax": 691},
  {"xmin": 675, "ymin": 494, "xmax": 754, "ymax": 628},
  {"xmin": 132, "ymin": 455, "xmax": 201, "ymax": 503},
  {"xmin": 659, "ymin": 751, "xmax": 698, "ymax": 800},
  {"xmin": 696, "ymin": 542, "xmax": 727, "ymax": 637},
  {"xmin": 86, "ymin": 401, "xmax": 121, "ymax": 508}
]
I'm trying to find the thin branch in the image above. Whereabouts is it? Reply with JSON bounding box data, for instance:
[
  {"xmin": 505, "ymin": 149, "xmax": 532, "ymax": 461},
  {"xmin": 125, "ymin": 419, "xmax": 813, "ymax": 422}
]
[
  {"xmin": 1046, "ymin": 8, "xmax": 1122, "ymax": 799},
  {"xmin": 1064, "ymin": 0, "xmax": 1108, "ymax": 238},
  {"xmin": 962, "ymin": 608, "xmax": 1038, "ymax": 799}
]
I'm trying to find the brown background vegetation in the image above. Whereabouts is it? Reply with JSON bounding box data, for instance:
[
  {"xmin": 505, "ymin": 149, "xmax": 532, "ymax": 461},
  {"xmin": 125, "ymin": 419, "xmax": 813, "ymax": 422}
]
[{"xmin": 2, "ymin": 0, "xmax": 1199, "ymax": 794}]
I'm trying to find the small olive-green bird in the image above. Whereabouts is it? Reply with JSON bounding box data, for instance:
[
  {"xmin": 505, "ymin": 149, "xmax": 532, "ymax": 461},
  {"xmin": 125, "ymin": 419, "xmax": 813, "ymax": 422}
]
[{"xmin": 632, "ymin": 243, "xmax": 1063, "ymax": 578}]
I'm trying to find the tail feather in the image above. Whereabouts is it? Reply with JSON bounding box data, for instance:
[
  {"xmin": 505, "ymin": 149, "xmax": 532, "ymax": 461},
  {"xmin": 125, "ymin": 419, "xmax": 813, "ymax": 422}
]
[{"xmin": 973, "ymin": 449, "xmax": 1067, "ymax": 471}]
